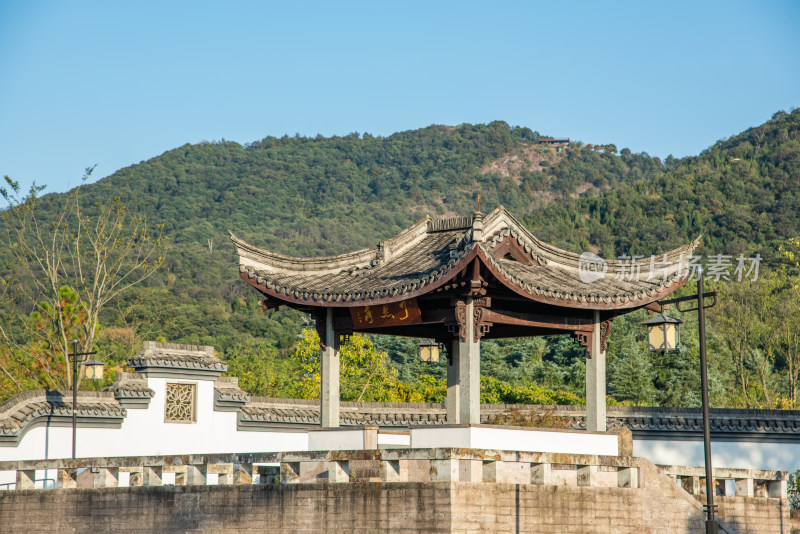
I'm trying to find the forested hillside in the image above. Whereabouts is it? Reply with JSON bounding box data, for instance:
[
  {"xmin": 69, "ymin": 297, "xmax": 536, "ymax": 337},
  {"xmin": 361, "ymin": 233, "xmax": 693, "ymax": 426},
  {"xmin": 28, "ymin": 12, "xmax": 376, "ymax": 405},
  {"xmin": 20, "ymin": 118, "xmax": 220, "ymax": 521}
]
[{"xmin": 2, "ymin": 110, "xmax": 799, "ymax": 409}]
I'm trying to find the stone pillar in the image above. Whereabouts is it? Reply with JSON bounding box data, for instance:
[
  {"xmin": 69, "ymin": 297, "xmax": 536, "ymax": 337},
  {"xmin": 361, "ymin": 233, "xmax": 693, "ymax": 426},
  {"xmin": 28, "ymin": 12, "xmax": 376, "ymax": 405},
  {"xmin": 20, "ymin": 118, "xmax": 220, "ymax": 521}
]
[
  {"xmin": 586, "ymin": 310, "xmax": 607, "ymax": 432},
  {"xmin": 458, "ymin": 298, "xmax": 481, "ymax": 424},
  {"xmin": 362, "ymin": 426, "xmax": 378, "ymax": 449},
  {"xmin": 446, "ymin": 339, "xmax": 460, "ymax": 423},
  {"xmin": 320, "ymin": 307, "xmax": 340, "ymax": 428}
]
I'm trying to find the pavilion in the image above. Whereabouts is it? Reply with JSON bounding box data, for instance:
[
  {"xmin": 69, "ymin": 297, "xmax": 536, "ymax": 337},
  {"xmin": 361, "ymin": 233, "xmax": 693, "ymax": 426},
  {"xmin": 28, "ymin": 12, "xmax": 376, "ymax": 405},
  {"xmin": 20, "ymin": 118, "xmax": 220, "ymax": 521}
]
[{"xmin": 231, "ymin": 206, "xmax": 698, "ymax": 431}]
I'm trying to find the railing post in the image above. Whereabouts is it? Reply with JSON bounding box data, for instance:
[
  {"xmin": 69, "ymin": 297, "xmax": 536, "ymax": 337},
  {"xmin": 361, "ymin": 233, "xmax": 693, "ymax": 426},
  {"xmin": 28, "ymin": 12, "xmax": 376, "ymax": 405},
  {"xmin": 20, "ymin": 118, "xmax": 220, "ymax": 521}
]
[
  {"xmin": 187, "ymin": 465, "xmax": 207, "ymax": 486},
  {"xmin": 531, "ymin": 463, "xmax": 553, "ymax": 485},
  {"xmin": 430, "ymin": 459, "xmax": 458, "ymax": 481},
  {"xmin": 93, "ymin": 467, "xmax": 119, "ymax": 488},
  {"xmin": 57, "ymin": 469, "xmax": 77, "ymax": 489},
  {"xmin": 232, "ymin": 463, "xmax": 253, "ymax": 485},
  {"xmin": 280, "ymin": 462, "xmax": 300, "ymax": 484},
  {"xmin": 143, "ymin": 466, "xmax": 163, "ymax": 486},
  {"xmin": 461, "ymin": 460, "xmax": 483, "ymax": 483},
  {"xmin": 16, "ymin": 469, "xmax": 36, "ymax": 490},
  {"xmin": 577, "ymin": 465, "xmax": 598, "ymax": 487},
  {"xmin": 328, "ymin": 460, "xmax": 349, "ymax": 483},
  {"xmin": 381, "ymin": 460, "xmax": 407, "ymax": 482},
  {"xmin": 768, "ymin": 479, "xmax": 787, "ymax": 498},
  {"xmin": 482, "ymin": 460, "xmax": 504, "ymax": 483},
  {"xmin": 735, "ymin": 477, "xmax": 754, "ymax": 497},
  {"xmin": 618, "ymin": 467, "xmax": 639, "ymax": 488}
]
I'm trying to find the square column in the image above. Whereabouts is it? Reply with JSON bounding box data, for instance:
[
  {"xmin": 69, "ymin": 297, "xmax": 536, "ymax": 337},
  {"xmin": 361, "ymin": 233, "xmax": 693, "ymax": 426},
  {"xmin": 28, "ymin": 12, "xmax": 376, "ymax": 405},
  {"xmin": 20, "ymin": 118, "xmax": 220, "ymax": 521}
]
[
  {"xmin": 586, "ymin": 310, "xmax": 607, "ymax": 431},
  {"xmin": 321, "ymin": 308, "xmax": 340, "ymax": 428},
  {"xmin": 446, "ymin": 339, "xmax": 460, "ymax": 423},
  {"xmin": 458, "ymin": 297, "xmax": 481, "ymax": 424}
]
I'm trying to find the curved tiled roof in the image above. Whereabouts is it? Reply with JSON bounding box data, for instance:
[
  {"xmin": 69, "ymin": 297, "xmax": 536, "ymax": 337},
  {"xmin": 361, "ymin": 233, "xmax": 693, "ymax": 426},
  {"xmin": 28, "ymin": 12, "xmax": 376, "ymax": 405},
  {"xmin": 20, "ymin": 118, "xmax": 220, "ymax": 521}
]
[
  {"xmin": 232, "ymin": 206, "xmax": 698, "ymax": 310},
  {"xmin": 105, "ymin": 372, "xmax": 155, "ymax": 400},
  {"xmin": 234, "ymin": 397, "xmax": 800, "ymax": 439},
  {"xmin": 0, "ymin": 390, "xmax": 125, "ymax": 441},
  {"xmin": 127, "ymin": 341, "xmax": 226, "ymax": 374},
  {"xmin": 240, "ymin": 397, "xmax": 448, "ymax": 427}
]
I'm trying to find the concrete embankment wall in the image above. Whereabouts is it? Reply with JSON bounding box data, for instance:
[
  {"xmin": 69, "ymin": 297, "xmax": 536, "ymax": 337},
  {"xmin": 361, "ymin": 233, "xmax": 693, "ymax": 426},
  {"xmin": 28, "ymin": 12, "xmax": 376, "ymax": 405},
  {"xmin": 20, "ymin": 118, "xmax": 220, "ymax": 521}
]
[{"xmin": 0, "ymin": 477, "xmax": 790, "ymax": 533}]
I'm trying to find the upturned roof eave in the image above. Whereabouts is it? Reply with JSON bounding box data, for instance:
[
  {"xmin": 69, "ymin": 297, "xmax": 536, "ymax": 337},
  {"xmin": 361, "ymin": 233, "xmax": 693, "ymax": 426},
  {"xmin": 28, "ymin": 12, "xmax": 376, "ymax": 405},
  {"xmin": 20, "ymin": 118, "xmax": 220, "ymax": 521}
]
[
  {"xmin": 484, "ymin": 206, "xmax": 701, "ymax": 271},
  {"xmin": 240, "ymin": 244, "xmax": 688, "ymax": 311},
  {"xmin": 229, "ymin": 216, "xmax": 431, "ymax": 275},
  {"xmin": 239, "ymin": 246, "xmax": 481, "ymax": 308},
  {"xmin": 476, "ymin": 247, "xmax": 690, "ymax": 311}
]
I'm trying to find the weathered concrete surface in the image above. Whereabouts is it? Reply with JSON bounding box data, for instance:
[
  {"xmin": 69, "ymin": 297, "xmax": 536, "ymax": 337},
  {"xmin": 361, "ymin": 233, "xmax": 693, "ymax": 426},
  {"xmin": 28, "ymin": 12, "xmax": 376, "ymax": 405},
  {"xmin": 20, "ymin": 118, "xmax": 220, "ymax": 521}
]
[{"xmin": 0, "ymin": 476, "xmax": 790, "ymax": 533}]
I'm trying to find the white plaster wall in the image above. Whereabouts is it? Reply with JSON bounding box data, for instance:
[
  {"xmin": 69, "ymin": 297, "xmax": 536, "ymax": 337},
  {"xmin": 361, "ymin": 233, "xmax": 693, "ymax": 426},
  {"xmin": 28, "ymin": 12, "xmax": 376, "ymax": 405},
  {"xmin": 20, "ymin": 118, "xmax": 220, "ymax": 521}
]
[
  {"xmin": 308, "ymin": 429, "xmax": 366, "ymax": 451},
  {"xmin": 0, "ymin": 377, "xmax": 308, "ymax": 464},
  {"xmin": 633, "ymin": 438, "xmax": 800, "ymax": 473},
  {"xmin": 377, "ymin": 432, "xmax": 410, "ymax": 447},
  {"xmin": 411, "ymin": 426, "xmax": 619, "ymax": 456}
]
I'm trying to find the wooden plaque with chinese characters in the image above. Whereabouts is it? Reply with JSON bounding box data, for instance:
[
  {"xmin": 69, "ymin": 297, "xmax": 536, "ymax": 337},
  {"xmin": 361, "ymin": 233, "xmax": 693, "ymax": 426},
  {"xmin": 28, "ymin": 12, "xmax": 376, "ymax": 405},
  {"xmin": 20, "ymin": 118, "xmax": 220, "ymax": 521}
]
[{"xmin": 350, "ymin": 299, "xmax": 423, "ymax": 329}]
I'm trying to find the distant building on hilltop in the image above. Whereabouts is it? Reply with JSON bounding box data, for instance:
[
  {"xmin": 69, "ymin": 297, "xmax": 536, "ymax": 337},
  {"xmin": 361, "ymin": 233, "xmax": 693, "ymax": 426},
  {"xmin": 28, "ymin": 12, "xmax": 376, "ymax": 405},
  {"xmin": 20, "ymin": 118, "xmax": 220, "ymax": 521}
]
[{"xmin": 537, "ymin": 137, "xmax": 570, "ymax": 146}]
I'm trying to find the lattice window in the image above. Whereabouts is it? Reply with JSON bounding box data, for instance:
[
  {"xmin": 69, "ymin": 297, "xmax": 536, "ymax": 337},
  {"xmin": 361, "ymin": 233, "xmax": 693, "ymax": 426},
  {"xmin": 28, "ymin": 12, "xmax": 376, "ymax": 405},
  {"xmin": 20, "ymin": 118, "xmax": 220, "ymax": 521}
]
[{"xmin": 164, "ymin": 382, "xmax": 196, "ymax": 423}]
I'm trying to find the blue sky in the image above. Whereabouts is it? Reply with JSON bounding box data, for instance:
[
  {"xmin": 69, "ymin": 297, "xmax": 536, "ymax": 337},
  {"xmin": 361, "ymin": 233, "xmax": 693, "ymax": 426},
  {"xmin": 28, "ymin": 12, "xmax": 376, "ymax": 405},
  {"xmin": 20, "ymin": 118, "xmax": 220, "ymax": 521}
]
[{"xmin": 1, "ymin": 1, "xmax": 798, "ymax": 194}]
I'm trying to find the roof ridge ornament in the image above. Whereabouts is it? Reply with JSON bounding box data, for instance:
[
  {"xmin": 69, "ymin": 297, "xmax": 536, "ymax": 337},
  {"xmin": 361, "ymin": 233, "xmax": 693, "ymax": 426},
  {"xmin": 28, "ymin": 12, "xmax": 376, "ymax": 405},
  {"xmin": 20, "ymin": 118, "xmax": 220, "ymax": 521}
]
[{"xmin": 471, "ymin": 211, "xmax": 484, "ymax": 243}]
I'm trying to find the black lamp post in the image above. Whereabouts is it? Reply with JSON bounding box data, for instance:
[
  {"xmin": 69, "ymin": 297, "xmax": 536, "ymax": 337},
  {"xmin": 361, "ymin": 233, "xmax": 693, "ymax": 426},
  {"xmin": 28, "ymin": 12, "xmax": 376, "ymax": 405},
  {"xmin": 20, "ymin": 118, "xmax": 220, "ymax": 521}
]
[
  {"xmin": 642, "ymin": 268, "xmax": 718, "ymax": 534},
  {"xmin": 69, "ymin": 339, "xmax": 104, "ymax": 459}
]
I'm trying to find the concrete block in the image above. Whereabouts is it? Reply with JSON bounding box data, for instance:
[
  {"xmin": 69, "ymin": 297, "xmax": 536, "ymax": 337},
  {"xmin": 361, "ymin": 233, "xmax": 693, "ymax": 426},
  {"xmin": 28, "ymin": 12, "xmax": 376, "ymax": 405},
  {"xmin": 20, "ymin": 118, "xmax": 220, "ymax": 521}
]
[
  {"xmin": 15, "ymin": 469, "xmax": 35, "ymax": 490},
  {"xmin": 431, "ymin": 460, "xmax": 458, "ymax": 482},
  {"xmin": 143, "ymin": 466, "xmax": 163, "ymax": 486},
  {"xmin": 577, "ymin": 465, "xmax": 598, "ymax": 487},
  {"xmin": 483, "ymin": 460, "xmax": 502, "ymax": 483},
  {"xmin": 280, "ymin": 462, "xmax": 301, "ymax": 484},
  {"xmin": 232, "ymin": 463, "xmax": 253, "ymax": 485},
  {"xmin": 531, "ymin": 463, "xmax": 553, "ymax": 485},
  {"xmin": 767, "ymin": 479, "xmax": 786, "ymax": 498},
  {"xmin": 328, "ymin": 460, "xmax": 349, "ymax": 483},
  {"xmin": 187, "ymin": 465, "xmax": 207, "ymax": 486},
  {"xmin": 93, "ymin": 467, "xmax": 119, "ymax": 488},
  {"xmin": 681, "ymin": 475, "xmax": 700, "ymax": 495},
  {"xmin": 381, "ymin": 460, "xmax": 407, "ymax": 482},
  {"xmin": 460, "ymin": 460, "xmax": 483, "ymax": 483},
  {"xmin": 57, "ymin": 468, "xmax": 77, "ymax": 489},
  {"xmin": 363, "ymin": 426, "xmax": 378, "ymax": 449},
  {"xmin": 618, "ymin": 467, "xmax": 639, "ymax": 489}
]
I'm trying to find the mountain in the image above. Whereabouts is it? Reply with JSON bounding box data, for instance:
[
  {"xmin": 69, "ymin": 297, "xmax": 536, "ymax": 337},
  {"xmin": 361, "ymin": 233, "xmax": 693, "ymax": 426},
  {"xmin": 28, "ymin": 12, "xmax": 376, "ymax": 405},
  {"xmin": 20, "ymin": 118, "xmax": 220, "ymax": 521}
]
[{"xmin": 2, "ymin": 110, "xmax": 799, "ymax": 408}]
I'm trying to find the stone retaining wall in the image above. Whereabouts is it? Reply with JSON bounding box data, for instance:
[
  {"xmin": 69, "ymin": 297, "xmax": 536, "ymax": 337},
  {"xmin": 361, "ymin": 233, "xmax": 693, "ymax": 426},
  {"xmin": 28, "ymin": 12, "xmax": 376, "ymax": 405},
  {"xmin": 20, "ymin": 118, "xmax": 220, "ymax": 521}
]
[{"xmin": 0, "ymin": 471, "xmax": 790, "ymax": 533}]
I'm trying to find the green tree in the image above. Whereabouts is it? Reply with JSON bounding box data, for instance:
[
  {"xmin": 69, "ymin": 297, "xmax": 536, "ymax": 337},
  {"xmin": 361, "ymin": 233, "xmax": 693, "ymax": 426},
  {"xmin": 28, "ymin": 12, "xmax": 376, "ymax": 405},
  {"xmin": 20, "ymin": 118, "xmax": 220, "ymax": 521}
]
[
  {"xmin": 1, "ymin": 171, "xmax": 165, "ymax": 391},
  {"xmin": 291, "ymin": 329, "xmax": 404, "ymax": 402}
]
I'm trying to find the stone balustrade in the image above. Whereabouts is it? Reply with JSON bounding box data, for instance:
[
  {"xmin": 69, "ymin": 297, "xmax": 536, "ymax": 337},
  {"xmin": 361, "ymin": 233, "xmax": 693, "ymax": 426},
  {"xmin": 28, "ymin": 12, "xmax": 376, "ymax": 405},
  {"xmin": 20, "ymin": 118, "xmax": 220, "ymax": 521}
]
[
  {"xmin": 1, "ymin": 449, "xmax": 787, "ymax": 500},
  {"xmin": 658, "ymin": 464, "xmax": 787, "ymax": 499},
  {"xmin": 0, "ymin": 449, "xmax": 642, "ymax": 490}
]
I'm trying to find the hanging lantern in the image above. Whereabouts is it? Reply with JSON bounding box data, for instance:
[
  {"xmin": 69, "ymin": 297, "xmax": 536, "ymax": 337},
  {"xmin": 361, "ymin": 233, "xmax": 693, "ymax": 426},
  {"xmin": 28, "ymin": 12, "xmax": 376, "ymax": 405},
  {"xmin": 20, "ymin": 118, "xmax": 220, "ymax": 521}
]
[
  {"xmin": 641, "ymin": 314, "xmax": 683, "ymax": 352},
  {"xmin": 83, "ymin": 359, "xmax": 105, "ymax": 380},
  {"xmin": 418, "ymin": 339, "xmax": 440, "ymax": 362}
]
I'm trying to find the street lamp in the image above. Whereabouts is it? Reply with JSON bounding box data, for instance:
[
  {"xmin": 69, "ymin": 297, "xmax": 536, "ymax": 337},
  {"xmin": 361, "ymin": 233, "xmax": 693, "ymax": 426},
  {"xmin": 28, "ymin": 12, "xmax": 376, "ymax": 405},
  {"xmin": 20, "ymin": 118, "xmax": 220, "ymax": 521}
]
[
  {"xmin": 69, "ymin": 339, "xmax": 104, "ymax": 459},
  {"xmin": 417, "ymin": 339, "xmax": 441, "ymax": 362},
  {"xmin": 641, "ymin": 314, "xmax": 683, "ymax": 352},
  {"xmin": 643, "ymin": 268, "xmax": 718, "ymax": 534}
]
